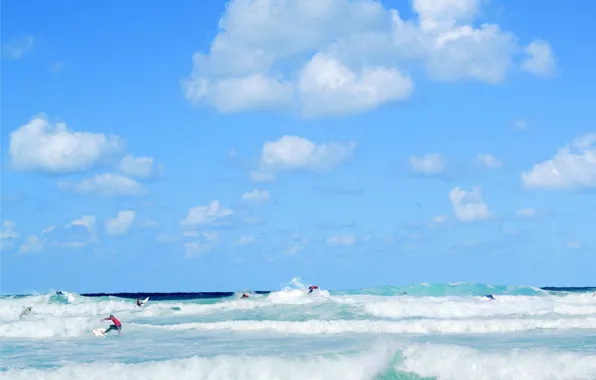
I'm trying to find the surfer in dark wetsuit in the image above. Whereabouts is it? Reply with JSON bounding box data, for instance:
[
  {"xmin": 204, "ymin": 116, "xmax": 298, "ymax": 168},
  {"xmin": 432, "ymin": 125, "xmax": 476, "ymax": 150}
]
[
  {"xmin": 136, "ymin": 299, "xmax": 142, "ymax": 307},
  {"xmin": 308, "ymin": 285, "xmax": 319, "ymax": 294},
  {"xmin": 101, "ymin": 314, "xmax": 122, "ymax": 334}
]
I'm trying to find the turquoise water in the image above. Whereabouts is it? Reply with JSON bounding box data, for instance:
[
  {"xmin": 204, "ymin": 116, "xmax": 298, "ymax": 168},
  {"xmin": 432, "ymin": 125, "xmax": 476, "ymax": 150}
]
[{"xmin": 2, "ymin": 278, "xmax": 596, "ymax": 379}]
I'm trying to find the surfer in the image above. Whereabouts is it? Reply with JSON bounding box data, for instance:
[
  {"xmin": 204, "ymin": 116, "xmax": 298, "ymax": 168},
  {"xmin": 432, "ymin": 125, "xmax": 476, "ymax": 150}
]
[
  {"xmin": 241, "ymin": 293, "xmax": 249, "ymax": 299},
  {"xmin": 136, "ymin": 299, "xmax": 143, "ymax": 307},
  {"xmin": 19, "ymin": 306, "xmax": 32, "ymax": 319},
  {"xmin": 101, "ymin": 314, "xmax": 122, "ymax": 335},
  {"xmin": 308, "ymin": 285, "xmax": 319, "ymax": 294}
]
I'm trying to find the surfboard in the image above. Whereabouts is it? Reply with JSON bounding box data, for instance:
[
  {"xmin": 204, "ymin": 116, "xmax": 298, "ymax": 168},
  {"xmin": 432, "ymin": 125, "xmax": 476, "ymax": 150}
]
[
  {"xmin": 92, "ymin": 328, "xmax": 107, "ymax": 337},
  {"xmin": 142, "ymin": 296, "xmax": 149, "ymax": 305}
]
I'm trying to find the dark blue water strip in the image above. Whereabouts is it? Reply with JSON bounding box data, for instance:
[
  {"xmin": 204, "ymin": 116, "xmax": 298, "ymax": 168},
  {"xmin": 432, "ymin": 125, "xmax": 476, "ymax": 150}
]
[
  {"xmin": 79, "ymin": 291, "xmax": 272, "ymax": 301},
  {"xmin": 76, "ymin": 287, "xmax": 596, "ymax": 300}
]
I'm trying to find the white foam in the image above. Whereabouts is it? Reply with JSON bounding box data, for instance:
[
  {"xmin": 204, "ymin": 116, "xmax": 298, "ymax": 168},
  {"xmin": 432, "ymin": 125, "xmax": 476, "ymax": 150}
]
[
  {"xmin": 362, "ymin": 294, "xmax": 596, "ymax": 319},
  {"xmin": 0, "ymin": 316, "xmax": 98, "ymax": 338},
  {"xmin": 2, "ymin": 343, "xmax": 594, "ymax": 380},
  {"xmin": 399, "ymin": 343, "xmax": 596, "ymax": 380},
  {"xmin": 0, "ymin": 350, "xmax": 390, "ymax": 380},
  {"xmin": 138, "ymin": 316, "xmax": 596, "ymax": 335}
]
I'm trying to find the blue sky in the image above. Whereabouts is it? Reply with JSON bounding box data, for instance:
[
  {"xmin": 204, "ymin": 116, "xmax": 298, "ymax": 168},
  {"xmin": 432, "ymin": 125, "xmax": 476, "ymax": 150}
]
[{"xmin": 1, "ymin": 0, "xmax": 595, "ymax": 294}]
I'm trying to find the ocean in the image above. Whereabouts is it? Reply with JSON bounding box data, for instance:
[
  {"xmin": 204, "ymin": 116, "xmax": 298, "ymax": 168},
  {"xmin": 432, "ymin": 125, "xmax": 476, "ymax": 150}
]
[{"xmin": 1, "ymin": 278, "xmax": 596, "ymax": 379}]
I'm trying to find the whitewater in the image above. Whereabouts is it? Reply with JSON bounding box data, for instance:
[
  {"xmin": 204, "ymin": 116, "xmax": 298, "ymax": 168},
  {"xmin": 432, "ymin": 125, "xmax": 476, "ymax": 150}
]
[{"xmin": 2, "ymin": 279, "xmax": 596, "ymax": 380}]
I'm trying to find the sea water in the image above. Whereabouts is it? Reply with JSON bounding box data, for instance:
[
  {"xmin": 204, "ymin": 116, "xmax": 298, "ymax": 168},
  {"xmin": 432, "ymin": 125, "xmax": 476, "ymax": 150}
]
[{"xmin": 1, "ymin": 278, "xmax": 596, "ymax": 379}]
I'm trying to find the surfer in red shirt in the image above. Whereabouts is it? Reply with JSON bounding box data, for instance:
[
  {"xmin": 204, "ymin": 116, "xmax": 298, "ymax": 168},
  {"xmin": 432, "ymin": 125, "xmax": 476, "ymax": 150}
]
[{"xmin": 101, "ymin": 314, "xmax": 122, "ymax": 335}]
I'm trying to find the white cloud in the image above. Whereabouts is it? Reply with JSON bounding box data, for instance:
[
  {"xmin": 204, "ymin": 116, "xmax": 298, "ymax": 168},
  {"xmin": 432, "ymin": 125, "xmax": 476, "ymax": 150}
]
[
  {"xmin": 431, "ymin": 215, "xmax": 448, "ymax": 224},
  {"xmin": 0, "ymin": 221, "xmax": 20, "ymax": 240},
  {"xmin": 449, "ymin": 186, "xmax": 490, "ymax": 222},
  {"xmin": 515, "ymin": 208, "xmax": 537, "ymax": 218},
  {"xmin": 241, "ymin": 189, "xmax": 270, "ymax": 203},
  {"xmin": 180, "ymin": 200, "xmax": 233, "ymax": 227},
  {"xmin": 298, "ymin": 53, "xmax": 413, "ymax": 117},
  {"xmin": 68, "ymin": 216, "xmax": 95, "ymax": 230},
  {"xmin": 249, "ymin": 171, "xmax": 276, "ymax": 183},
  {"xmin": 184, "ymin": 231, "xmax": 219, "ymax": 257},
  {"xmin": 237, "ymin": 235, "xmax": 256, "ymax": 246},
  {"xmin": 9, "ymin": 116, "xmax": 124, "ymax": 173},
  {"xmin": 19, "ymin": 235, "xmax": 43, "ymax": 254},
  {"xmin": 184, "ymin": 73, "xmax": 295, "ymax": 113},
  {"xmin": 105, "ymin": 210, "xmax": 136, "ymax": 236},
  {"xmin": 513, "ymin": 119, "xmax": 528, "ymax": 130},
  {"xmin": 521, "ymin": 133, "xmax": 596, "ymax": 190},
  {"xmin": 183, "ymin": 0, "xmax": 552, "ymax": 116},
  {"xmin": 67, "ymin": 215, "xmax": 97, "ymax": 242},
  {"xmin": 284, "ymin": 233, "xmax": 307, "ymax": 255},
  {"xmin": 409, "ymin": 153, "xmax": 445, "ymax": 174},
  {"xmin": 118, "ymin": 154, "xmax": 161, "ymax": 178},
  {"xmin": 260, "ymin": 135, "xmax": 356, "ymax": 173},
  {"xmin": 477, "ymin": 153, "xmax": 503, "ymax": 168},
  {"xmin": 326, "ymin": 235, "xmax": 356, "ymax": 246},
  {"xmin": 58, "ymin": 173, "xmax": 146, "ymax": 197},
  {"xmin": 2, "ymin": 35, "xmax": 34, "ymax": 60},
  {"xmin": 521, "ymin": 40, "xmax": 556, "ymax": 77},
  {"xmin": 0, "ymin": 221, "xmax": 20, "ymax": 251},
  {"xmin": 42, "ymin": 225, "xmax": 56, "ymax": 235}
]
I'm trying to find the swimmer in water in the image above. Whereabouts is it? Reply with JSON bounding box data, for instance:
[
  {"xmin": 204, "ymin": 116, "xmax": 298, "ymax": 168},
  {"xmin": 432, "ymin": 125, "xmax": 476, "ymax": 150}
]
[
  {"xmin": 241, "ymin": 293, "xmax": 249, "ymax": 299},
  {"xmin": 19, "ymin": 306, "xmax": 32, "ymax": 319}
]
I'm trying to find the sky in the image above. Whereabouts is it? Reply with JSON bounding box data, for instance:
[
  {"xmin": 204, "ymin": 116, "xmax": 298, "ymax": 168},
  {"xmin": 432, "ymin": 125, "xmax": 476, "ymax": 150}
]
[{"xmin": 1, "ymin": 0, "xmax": 595, "ymax": 294}]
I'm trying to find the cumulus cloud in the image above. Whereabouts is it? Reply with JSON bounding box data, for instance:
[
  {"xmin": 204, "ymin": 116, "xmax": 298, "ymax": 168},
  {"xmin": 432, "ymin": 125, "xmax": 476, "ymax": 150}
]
[
  {"xmin": 521, "ymin": 133, "xmax": 596, "ymax": 190},
  {"xmin": 241, "ymin": 189, "xmax": 270, "ymax": 203},
  {"xmin": 409, "ymin": 153, "xmax": 445, "ymax": 174},
  {"xmin": 184, "ymin": 231, "xmax": 219, "ymax": 257},
  {"xmin": 19, "ymin": 235, "xmax": 44, "ymax": 253},
  {"xmin": 180, "ymin": 200, "xmax": 233, "ymax": 227},
  {"xmin": 326, "ymin": 235, "xmax": 356, "ymax": 246},
  {"xmin": 0, "ymin": 221, "xmax": 21, "ymax": 251},
  {"xmin": 260, "ymin": 135, "xmax": 356, "ymax": 173},
  {"xmin": 449, "ymin": 186, "xmax": 490, "ymax": 222},
  {"xmin": 105, "ymin": 210, "xmax": 136, "ymax": 236},
  {"xmin": 58, "ymin": 173, "xmax": 146, "ymax": 197},
  {"xmin": 67, "ymin": 215, "xmax": 98, "ymax": 242},
  {"xmin": 2, "ymin": 35, "xmax": 34, "ymax": 60},
  {"xmin": 9, "ymin": 116, "xmax": 124, "ymax": 173},
  {"xmin": 298, "ymin": 53, "xmax": 413, "ymax": 117},
  {"xmin": 118, "ymin": 154, "xmax": 161, "ymax": 178},
  {"xmin": 521, "ymin": 40, "xmax": 557, "ymax": 77},
  {"xmin": 477, "ymin": 153, "xmax": 503, "ymax": 168},
  {"xmin": 182, "ymin": 0, "xmax": 553, "ymax": 117}
]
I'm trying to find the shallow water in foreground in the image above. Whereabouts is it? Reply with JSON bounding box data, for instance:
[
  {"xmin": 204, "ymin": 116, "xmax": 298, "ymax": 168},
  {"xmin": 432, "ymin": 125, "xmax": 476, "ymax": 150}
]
[{"xmin": 1, "ymin": 279, "xmax": 596, "ymax": 379}]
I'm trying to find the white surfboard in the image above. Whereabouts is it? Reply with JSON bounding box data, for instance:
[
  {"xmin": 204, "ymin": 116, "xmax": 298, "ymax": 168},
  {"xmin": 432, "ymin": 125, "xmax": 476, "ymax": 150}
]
[
  {"xmin": 142, "ymin": 296, "xmax": 149, "ymax": 305},
  {"xmin": 92, "ymin": 328, "xmax": 107, "ymax": 337}
]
